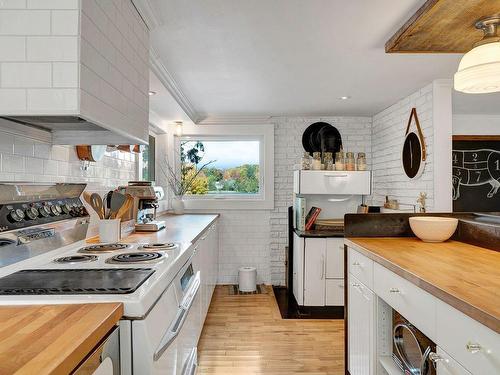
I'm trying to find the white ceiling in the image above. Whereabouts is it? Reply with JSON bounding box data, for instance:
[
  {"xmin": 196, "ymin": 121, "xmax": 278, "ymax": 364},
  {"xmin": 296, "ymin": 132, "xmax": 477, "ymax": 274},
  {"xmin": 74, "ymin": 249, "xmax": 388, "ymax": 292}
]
[{"xmin": 146, "ymin": 0, "xmax": 465, "ymax": 118}]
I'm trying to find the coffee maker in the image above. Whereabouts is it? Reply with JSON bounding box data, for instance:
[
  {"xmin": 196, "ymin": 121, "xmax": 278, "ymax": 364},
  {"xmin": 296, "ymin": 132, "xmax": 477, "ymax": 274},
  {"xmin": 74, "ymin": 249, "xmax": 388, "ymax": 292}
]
[{"xmin": 119, "ymin": 181, "xmax": 166, "ymax": 232}]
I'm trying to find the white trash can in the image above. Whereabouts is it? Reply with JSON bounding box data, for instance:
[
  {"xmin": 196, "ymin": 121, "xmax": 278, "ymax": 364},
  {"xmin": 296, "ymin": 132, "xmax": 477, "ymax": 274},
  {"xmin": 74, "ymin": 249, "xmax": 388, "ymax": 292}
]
[{"xmin": 238, "ymin": 266, "xmax": 257, "ymax": 292}]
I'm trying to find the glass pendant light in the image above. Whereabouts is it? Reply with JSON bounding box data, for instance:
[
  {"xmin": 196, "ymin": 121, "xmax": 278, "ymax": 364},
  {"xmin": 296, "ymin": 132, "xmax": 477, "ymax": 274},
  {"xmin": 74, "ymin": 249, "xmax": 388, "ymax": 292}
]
[{"xmin": 454, "ymin": 16, "xmax": 500, "ymax": 94}]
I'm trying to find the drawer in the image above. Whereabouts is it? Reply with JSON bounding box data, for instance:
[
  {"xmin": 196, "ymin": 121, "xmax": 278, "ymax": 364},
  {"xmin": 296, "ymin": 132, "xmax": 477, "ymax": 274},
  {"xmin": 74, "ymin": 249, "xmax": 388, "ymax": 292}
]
[
  {"xmin": 295, "ymin": 170, "xmax": 371, "ymax": 195},
  {"xmin": 436, "ymin": 347, "xmax": 472, "ymax": 375},
  {"xmin": 436, "ymin": 300, "xmax": 500, "ymax": 375},
  {"xmin": 325, "ymin": 279, "xmax": 344, "ymax": 306},
  {"xmin": 348, "ymin": 248, "xmax": 373, "ymax": 289},
  {"xmin": 373, "ymin": 262, "xmax": 436, "ymax": 340},
  {"xmin": 326, "ymin": 238, "xmax": 344, "ymax": 278}
]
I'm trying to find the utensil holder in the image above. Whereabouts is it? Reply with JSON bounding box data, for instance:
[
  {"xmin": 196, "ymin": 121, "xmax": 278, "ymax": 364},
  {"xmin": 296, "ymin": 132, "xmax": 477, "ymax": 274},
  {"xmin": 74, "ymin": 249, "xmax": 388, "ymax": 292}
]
[{"xmin": 99, "ymin": 219, "xmax": 121, "ymax": 243}]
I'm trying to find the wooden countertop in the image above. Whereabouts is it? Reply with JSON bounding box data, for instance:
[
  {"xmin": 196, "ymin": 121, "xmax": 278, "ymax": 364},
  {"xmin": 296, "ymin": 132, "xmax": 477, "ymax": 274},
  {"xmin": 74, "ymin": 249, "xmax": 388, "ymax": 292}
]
[
  {"xmin": 346, "ymin": 237, "xmax": 500, "ymax": 333},
  {"xmin": 0, "ymin": 303, "xmax": 123, "ymax": 375}
]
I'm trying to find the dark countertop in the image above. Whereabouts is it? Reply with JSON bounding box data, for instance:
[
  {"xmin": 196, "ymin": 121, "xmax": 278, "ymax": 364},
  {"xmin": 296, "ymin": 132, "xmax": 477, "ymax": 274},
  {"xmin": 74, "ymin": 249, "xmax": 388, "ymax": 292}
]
[{"xmin": 294, "ymin": 228, "xmax": 344, "ymax": 238}]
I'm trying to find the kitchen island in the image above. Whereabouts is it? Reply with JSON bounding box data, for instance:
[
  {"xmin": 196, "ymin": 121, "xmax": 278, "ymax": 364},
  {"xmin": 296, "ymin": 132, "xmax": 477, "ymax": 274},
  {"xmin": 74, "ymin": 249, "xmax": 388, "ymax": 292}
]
[{"xmin": 0, "ymin": 303, "xmax": 122, "ymax": 375}]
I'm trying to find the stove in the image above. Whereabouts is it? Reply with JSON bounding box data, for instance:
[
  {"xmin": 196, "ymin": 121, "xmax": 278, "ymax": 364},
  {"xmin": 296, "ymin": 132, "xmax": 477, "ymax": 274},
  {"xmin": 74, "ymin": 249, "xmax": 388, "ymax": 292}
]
[
  {"xmin": 139, "ymin": 242, "xmax": 178, "ymax": 251},
  {"xmin": 78, "ymin": 243, "xmax": 131, "ymax": 253},
  {"xmin": 54, "ymin": 254, "xmax": 98, "ymax": 264},
  {"xmin": 106, "ymin": 252, "xmax": 164, "ymax": 264}
]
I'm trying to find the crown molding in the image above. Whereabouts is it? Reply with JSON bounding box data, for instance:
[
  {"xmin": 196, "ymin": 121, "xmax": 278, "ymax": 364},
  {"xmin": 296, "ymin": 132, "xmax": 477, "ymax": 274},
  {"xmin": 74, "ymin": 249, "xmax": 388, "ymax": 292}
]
[
  {"xmin": 149, "ymin": 49, "xmax": 202, "ymax": 124},
  {"xmin": 197, "ymin": 115, "xmax": 273, "ymax": 125},
  {"xmin": 131, "ymin": 0, "xmax": 161, "ymax": 30}
]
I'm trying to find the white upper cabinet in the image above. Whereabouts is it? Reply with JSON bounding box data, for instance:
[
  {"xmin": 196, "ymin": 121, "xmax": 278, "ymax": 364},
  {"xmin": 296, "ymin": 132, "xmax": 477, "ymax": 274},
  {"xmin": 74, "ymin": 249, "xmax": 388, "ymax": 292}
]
[
  {"xmin": 293, "ymin": 170, "xmax": 371, "ymax": 195},
  {"xmin": 0, "ymin": 0, "xmax": 149, "ymax": 145}
]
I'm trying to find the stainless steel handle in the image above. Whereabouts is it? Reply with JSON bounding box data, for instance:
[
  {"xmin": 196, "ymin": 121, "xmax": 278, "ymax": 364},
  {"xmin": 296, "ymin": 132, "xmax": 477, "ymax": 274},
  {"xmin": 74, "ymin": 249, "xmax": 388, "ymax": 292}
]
[
  {"xmin": 325, "ymin": 174, "xmax": 348, "ymax": 177},
  {"xmin": 182, "ymin": 347, "xmax": 198, "ymax": 375},
  {"xmin": 466, "ymin": 342, "xmax": 482, "ymax": 354},
  {"xmin": 389, "ymin": 287, "xmax": 400, "ymax": 293},
  {"xmin": 352, "ymin": 261, "xmax": 361, "ymax": 266},
  {"xmin": 351, "ymin": 283, "xmax": 360, "ymax": 287},
  {"xmin": 320, "ymin": 254, "xmax": 325, "ymax": 280},
  {"xmin": 154, "ymin": 273, "xmax": 201, "ymax": 361}
]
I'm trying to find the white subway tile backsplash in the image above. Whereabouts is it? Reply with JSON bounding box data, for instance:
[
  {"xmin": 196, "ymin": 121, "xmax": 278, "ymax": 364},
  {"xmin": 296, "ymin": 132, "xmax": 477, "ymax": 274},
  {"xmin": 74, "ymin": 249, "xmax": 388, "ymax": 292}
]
[
  {"xmin": 0, "ymin": 89, "xmax": 26, "ymax": 111},
  {"xmin": 52, "ymin": 62, "xmax": 78, "ymax": 87},
  {"xmin": 0, "ymin": 36, "xmax": 26, "ymax": 60},
  {"xmin": 27, "ymin": 36, "xmax": 77, "ymax": 61},
  {"xmin": 33, "ymin": 141, "xmax": 50, "ymax": 158},
  {"xmin": 1, "ymin": 62, "xmax": 51, "ymax": 88},
  {"xmin": 0, "ymin": 133, "xmax": 14, "ymax": 153},
  {"xmin": 42, "ymin": 159, "xmax": 57, "ymax": 175},
  {"xmin": 2, "ymin": 153, "xmax": 24, "ymax": 172},
  {"xmin": 27, "ymin": 88, "xmax": 78, "ymax": 111},
  {"xmin": 27, "ymin": 0, "xmax": 77, "ymax": 9},
  {"xmin": 0, "ymin": 10, "xmax": 50, "ymax": 35},
  {"xmin": 51, "ymin": 10, "xmax": 79, "ymax": 35},
  {"xmin": 0, "ymin": 0, "xmax": 26, "ymax": 9},
  {"xmin": 24, "ymin": 156, "xmax": 43, "ymax": 173},
  {"xmin": 13, "ymin": 136, "xmax": 34, "ymax": 156}
]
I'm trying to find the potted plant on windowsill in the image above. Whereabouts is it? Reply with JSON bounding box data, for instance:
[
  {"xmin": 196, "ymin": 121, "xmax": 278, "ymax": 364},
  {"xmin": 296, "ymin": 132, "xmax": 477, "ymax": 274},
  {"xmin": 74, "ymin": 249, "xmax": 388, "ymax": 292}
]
[{"xmin": 162, "ymin": 141, "xmax": 214, "ymax": 214}]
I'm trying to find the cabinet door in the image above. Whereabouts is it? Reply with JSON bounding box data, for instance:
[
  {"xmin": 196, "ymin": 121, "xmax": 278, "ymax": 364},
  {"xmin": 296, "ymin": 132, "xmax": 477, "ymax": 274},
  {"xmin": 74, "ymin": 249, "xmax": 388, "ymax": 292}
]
[
  {"xmin": 348, "ymin": 274, "xmax": 374, "ymax": 375},
  {"xmin": 326, "ymin": 238, "xmax": 344, "ymax": 278},
  {"xmin": 325, "ymin": 279, "xmax": 344, "ymax": 306},
  {"xmin": 436, "ymin": 347, "xmax": 472, "ymax": 375},
  {"xmin": 304, "ymin": 238, "xmax": 326, "ymax": 306},
  {"xmin": 292, "ymin": 233, "xmax": 304, "ymax": 305}
]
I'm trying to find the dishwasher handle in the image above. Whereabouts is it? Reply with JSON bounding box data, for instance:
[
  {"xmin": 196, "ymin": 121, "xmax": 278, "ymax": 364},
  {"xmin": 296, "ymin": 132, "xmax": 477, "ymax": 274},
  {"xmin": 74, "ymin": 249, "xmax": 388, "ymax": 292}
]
[{"xmin": 153, "ymin": 272, "xmax": 201, "ymax": 361}]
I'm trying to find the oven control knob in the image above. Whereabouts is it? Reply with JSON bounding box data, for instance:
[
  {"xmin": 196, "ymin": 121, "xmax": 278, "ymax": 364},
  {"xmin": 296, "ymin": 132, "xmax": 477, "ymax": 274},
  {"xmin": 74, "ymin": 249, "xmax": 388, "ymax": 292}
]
[
  {"xmin": 39, "ymin": 205, "xmax": 51, "ymax": 217},
  {"xmin": 62, "ymin": 203, "xmax": 71, "ymax": 215},
  {"xmin": 8, "ymin": 208, "xmax": 25, "ymax": 222},
  {"xmin": 50, "ymin": 205, "xmax": 60, "ymax": 216},
  {"xmin": 25, "ymin": 206, "xmax": 39, "ymax": 220}
]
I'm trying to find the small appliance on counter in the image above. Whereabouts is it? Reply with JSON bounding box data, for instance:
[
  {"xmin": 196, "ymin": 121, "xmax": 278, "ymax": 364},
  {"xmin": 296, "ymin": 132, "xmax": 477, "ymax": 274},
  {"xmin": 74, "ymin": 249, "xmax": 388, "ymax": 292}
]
[{"xmin": 118, "ymin": 181, "xmax": 165, "ymax": 232}]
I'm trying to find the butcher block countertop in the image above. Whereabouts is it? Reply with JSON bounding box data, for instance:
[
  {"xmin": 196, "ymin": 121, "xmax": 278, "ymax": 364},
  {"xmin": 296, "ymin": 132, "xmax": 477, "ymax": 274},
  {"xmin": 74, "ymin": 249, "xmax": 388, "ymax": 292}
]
[
  {"xmin": 0, "ymin": 303, "xmax": 122, "ymax": 375},
  {"xmin": 345, "ymin": 237, "xmax": 500, "ymax": 333}
]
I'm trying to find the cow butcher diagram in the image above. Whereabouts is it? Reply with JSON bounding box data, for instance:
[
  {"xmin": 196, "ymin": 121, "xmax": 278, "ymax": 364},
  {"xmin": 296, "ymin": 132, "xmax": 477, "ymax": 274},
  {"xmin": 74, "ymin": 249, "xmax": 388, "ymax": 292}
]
[{"xmin": 452, "ymin": 148, "xmax": 500, "ymax": 200}]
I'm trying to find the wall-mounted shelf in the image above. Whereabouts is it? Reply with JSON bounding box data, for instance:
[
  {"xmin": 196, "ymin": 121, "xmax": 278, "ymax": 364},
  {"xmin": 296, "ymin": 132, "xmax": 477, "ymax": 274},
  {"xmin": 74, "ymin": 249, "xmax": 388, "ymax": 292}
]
[{"xmin": 293, "ymin": 170, "xmax": 371, "ymax": 195}]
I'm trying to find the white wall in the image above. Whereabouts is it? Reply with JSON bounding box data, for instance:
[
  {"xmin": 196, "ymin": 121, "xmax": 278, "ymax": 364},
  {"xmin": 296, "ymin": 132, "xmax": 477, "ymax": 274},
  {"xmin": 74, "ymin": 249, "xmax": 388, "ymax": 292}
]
[
  {"xmin": 453, "ymin": 114, "xmax": 500, "ymax": 135},
  {"xmin": 370, "ymin": 81, "xmax": 453, "ymax": 212}
]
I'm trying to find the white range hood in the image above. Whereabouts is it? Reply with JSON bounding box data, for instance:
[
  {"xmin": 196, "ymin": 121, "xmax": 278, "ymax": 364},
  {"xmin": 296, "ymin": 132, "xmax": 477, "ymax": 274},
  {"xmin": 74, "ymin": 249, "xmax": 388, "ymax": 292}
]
[{"xmin": 0, "ymin": 0, "xmax": 150, "ymax": 145}]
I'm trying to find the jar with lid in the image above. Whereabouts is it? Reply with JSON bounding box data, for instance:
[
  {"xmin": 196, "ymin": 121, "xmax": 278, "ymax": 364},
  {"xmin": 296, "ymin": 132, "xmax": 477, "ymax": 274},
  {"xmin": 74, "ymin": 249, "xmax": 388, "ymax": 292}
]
[
  {"xmin": 323, "ymin": 152, "xmax": 334, "ymax": 170},
  {"xmin": 357, "ymin": 152, "xmax": 367, "ymax": 171},
  {"xmin": 301, "ymin": 152, "xmax": 312, "ymax": 170},
  {"xmin": 311, "ymin": 152, "xmax": 322, "ymax": 170},
  {"xmin": 335, "ymin": 151, "xmax": 345, "ymax": 171},
  {"xmin": 345, "ymin": 152, "xmax": 355, "ymax": 171}
]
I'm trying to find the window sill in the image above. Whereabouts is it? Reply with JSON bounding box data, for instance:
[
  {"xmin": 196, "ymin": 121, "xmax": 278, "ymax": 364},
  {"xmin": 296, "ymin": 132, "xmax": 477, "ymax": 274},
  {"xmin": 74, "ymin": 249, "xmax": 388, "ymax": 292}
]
[{"xmin": 183, "ymin": 197, "xmax": 274, "ymax": 210}]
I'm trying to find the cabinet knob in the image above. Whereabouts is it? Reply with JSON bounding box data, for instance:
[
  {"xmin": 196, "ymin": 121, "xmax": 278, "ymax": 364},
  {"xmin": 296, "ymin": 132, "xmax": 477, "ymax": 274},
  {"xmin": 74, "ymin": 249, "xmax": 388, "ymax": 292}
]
[
  {"xmin": 352, "ymin": 261, "xmax": 361, "ymax": 266},
  {"xmin": 351, "ymin": 283, "xmax": 360, "ymax": 287},
  {"xmin": 466, "ymin": 342, "xmax": 482, "ymax": 354},
  {"xmin": 389, "ymin": 287, "xmax": 400, "ymax": 293}
]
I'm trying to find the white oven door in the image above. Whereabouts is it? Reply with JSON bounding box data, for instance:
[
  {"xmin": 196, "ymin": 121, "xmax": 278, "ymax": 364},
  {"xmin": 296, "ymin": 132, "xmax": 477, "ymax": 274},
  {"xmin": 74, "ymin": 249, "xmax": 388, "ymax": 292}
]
[{"xmin": 132, "ymin": 282, "xmax": 179, "ymax": 375}]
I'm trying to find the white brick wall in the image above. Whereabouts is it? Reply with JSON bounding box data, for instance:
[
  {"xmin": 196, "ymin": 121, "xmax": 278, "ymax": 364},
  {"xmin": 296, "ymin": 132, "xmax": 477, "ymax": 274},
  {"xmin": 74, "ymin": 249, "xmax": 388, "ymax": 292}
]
[{"xmin": 370, "ymin": 84, "xmax": 435, "ymax": 209}]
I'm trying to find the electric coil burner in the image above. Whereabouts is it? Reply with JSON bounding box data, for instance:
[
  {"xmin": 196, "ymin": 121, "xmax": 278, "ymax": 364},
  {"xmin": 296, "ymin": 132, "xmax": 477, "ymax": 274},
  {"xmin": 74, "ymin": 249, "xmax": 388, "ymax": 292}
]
[
  {"xmin": 106, "ymin": 252, "xmax": 163, "ymax": 264},
  {"xmin": 140, "ymin": 243, "xmax": 178, "ymax": 250},
  {"xmin": 53, "ymin": 255, "xmax": 98, "ymax": 264},
  {"xmin": 78, "ymin": 243, "xmax": 130, "ymax": 253}
]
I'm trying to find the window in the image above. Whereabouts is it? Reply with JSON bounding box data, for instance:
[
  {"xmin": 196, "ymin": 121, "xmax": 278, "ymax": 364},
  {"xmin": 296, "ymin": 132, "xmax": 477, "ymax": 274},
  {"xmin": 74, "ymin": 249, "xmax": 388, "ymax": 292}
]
[
  {"xmin": 180, "ymin": 139, "xmax": 260, "ymax": 196},
  {"xmin": 170, "ymin": 123, "xmax": 274, "ymax": 210},
  {"xmin": 140, "ymin": 135, "xmax": 156, "ymax": 181}
]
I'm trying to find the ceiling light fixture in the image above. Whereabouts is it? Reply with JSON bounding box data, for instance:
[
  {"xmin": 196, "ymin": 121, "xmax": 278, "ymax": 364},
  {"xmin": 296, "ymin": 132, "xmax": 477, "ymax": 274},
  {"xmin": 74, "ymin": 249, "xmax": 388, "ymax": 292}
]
[
  {"xmin": 454, "ymin": 15, "xmax": 500, "ymax": 94},
  {"xmin": 175, "ymin": 121, "xmax": 183, "ymax": 137},
  {"xmin": 339, "ymin": 96, "xmax": 351, "ymax": 100},
  {"xmin": 148, "ymin": 91, "xmax": 156, "ymax": 96}
]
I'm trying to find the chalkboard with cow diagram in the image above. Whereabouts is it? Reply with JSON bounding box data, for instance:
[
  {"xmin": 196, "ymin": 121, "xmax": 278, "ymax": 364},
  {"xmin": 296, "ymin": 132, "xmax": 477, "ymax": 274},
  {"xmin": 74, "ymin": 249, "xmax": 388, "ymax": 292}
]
[{"xmin": 452, "ymin": 137, "xmax": 500, "ymax": 212}]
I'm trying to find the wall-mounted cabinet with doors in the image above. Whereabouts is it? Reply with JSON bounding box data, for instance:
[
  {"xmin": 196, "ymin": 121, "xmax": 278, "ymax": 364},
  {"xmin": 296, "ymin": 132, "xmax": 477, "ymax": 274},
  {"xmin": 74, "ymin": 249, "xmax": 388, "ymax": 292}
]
[{"xmin": 293, "ymin": 234, "xmax": 344, "ymax": 307}]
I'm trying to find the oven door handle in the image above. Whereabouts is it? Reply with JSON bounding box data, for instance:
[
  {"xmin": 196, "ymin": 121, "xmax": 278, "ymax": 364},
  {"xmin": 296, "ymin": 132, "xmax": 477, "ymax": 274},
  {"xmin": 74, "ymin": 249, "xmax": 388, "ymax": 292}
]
[{"xmin": 153, "ymin": 272, "xmax": 201, "ymax": 362}]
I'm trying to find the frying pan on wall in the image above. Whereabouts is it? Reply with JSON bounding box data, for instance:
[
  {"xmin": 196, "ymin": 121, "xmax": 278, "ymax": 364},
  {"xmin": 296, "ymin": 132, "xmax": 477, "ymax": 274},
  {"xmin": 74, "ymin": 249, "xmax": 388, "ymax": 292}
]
[
  {"xmin": 302, "ymin": 122, "xmax": 342, "ymax": 154},
  {"xmin": 76, "ymin": 145, "xmax": 107, "ymax": 162}
]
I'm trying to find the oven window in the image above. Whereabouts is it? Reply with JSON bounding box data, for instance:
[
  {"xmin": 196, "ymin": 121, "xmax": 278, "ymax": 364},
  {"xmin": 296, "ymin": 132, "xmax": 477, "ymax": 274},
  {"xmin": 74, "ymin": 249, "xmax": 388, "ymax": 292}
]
[{"xmin": 180, "ymin": 264, "xmax": 194, "ymax": 291}]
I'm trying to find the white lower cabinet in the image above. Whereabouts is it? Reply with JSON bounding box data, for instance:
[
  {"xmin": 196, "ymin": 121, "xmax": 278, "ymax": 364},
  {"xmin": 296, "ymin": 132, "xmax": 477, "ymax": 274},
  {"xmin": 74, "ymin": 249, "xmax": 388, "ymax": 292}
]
[
  {"xmin": 348, "ymin": 274, "xmax": 375, "ymax": 375},
  {"xmin": 436, "ymin": 347, "xmax": 472, "ymax": 375},
  {"xmin": 293, "ymin": 234, "xmax": 344, "ymax": 306}
]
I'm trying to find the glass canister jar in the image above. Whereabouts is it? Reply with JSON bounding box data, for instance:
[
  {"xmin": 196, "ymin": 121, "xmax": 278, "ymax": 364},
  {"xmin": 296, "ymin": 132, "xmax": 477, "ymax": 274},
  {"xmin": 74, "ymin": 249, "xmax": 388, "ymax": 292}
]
[
  {"xmin": 345, "ymin": 152, "xmax": 355, "ymax": 171},
  {"xmin": 312, "ymin": 152, "xmax": 322, "ymax": 170},
  {"xmin": 301, "ymin": 152, "xmax": 312, "ymax": 170},
  {"xmin": 323, "ymin": 152, "xmax": 334, "ymax": 170},
  {"xmin": 357, "ymin": 152, "xmax": 367, "ymax": 171},
  {"xmin": 335, "ymin": 151, "xmax": 345, "ymax": 171}
]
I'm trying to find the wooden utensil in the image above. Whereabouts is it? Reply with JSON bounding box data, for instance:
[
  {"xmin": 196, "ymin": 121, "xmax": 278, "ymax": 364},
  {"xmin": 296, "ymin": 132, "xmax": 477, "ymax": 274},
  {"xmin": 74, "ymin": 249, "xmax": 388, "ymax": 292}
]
[
  {"xmin": 90, "ymin": 193, "xmax": 104, "ymax": 219},
  {"xmin": 113, "ymin": 194, "xmax": 133, "ymax": 220},
  {"xmin": 109, "ymin": 192, "xmax": 127, "ymax": 219}
]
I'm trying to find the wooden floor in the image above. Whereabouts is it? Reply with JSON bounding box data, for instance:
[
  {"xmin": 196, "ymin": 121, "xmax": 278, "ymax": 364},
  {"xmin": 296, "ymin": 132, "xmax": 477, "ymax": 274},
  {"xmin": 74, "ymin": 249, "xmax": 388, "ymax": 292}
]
[{"xmin": 198, "ymin": 285, "xmax": 344, "ymax": 374}]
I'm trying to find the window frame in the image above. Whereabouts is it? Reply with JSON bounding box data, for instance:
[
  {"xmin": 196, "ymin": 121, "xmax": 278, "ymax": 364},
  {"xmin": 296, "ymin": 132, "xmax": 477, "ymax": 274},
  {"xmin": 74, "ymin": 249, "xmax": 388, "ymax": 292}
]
[{"xmin": 167, "ymin": 123, "xmax": 274, "ymax": 210}]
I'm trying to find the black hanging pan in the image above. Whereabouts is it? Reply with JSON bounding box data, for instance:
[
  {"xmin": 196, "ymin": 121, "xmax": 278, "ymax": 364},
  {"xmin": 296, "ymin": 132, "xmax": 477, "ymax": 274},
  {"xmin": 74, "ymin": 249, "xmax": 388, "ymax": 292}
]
[{"xmin": 301, "ymin": 122, "xmax": 342, "ymax": 154}]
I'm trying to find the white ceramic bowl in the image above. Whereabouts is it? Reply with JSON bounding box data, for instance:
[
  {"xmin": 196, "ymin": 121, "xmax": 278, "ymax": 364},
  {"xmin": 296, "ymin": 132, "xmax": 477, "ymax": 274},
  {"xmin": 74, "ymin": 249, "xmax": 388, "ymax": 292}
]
[{"xmin": 409, "ymin": 217, "xmax": 459, "ymax": 243}]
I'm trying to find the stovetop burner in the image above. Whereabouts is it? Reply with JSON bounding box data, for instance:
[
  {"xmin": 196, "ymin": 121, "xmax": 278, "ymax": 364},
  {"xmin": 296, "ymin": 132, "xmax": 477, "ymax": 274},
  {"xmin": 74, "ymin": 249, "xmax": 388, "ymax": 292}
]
[
  {"xmin": 106, "ymin": 252, "xmax": 163, "ymax": 264},
  {"xmin": 54, "ymin": 255, "xmax": 98, "ymax": 264},
  {"xmin": 140, "ymin": 243, "xmax": 178, "ymax": 250},
  {"xmin": 78, "ymin": 243, "xmax": 130, "ymax": 253}
]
